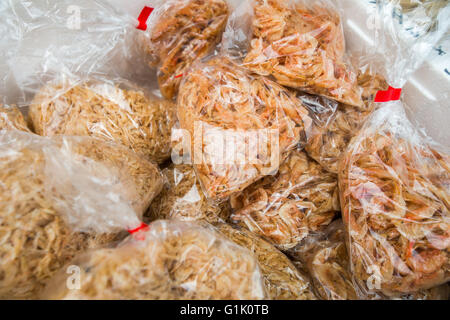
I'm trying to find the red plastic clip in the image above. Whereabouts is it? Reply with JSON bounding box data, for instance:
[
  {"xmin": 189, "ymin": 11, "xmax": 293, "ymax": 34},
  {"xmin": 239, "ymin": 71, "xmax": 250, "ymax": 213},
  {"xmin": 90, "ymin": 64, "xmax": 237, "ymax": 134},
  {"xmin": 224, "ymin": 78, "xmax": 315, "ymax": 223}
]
[
  {"xmin": 128, "ymin": 222, "xmax": 149, "ymax": 235},
  {"xmin": 374, "ymin": 86, "xmax": 402, "ymax": 102},
  {"xmin": 175, "ymin": 74, "xmax": 183, "ymax": 79},
  {"xmin": 136, "ymin": 6, "xmax": 154, "ymax": 31}
]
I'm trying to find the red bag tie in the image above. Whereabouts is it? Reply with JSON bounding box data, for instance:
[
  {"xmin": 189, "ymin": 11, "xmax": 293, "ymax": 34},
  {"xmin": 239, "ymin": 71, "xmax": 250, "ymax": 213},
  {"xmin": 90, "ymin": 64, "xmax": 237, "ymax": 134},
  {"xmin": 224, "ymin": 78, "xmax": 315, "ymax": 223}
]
[
  {"xmin": 374, "ymin": 86, "xmax": 402, "ymax": 102},
  {"xmin": 136, "ymin": 6, "xmax": 154, "ymax": 31},
  {"xmin": 128, "ymin": 222, "xmax": 149, "ymax": 234}
]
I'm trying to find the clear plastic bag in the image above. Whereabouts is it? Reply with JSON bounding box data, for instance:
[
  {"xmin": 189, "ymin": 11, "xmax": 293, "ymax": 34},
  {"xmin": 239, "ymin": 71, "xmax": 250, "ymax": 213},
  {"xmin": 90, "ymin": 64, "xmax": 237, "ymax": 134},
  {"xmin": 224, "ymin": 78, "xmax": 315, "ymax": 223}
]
[
  {"xmin": 216, "ymin": 223, "xmax": 317, "ymax": 300},
  {"xmin": 137, "ymin": 0, "xmax": 232, "ymax": 99},
  {"xmin": 41, "ymin": 220, "xmax": 266, "ymax": 300},
  {"xmin": 303, "ymin": 69, "xmax": 388, "ymax": 173},
  {"xmin": 290, "ymin": 220, "xmax": 450, "ymax": 300},
  {"xmin": 337, "ymin": 0, "xmax": 450, "ymax": 296},
  {"xmin": 339, "ymin": 103, "xmax": 450, "ymax": 295},
  {"xmin": 230, "ymin": 150, "xmax": 339, "ymax": 251},
  {"xmin": 177, "ymin": 56, "xmax": 312, "ymax": 201},
  {"xmin": 224, "ymin": 0, "xmax": 363, "ymax": 107},
  {"xmin": 29, "ymin": 78, "xmax": 177, "ymax": 164},
  {"xmin": 0, "ymin": 128, "xmax": 162, "ymax": 298},
  {"xmin": 148, "ymin": 164, "xmax": 231, "ymax": 224}
]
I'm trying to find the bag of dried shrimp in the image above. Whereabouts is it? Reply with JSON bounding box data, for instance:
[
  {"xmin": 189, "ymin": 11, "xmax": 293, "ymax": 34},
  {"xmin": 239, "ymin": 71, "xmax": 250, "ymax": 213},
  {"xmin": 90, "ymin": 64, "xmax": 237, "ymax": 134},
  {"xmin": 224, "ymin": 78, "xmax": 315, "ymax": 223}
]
[
  {"xmin": 148, "ymin": 164, "xmax": 231, "ymax": 224},
  {"xmin": 0, "ymin": 128, "xmax": 162, "ymax": 299},
  {"xmin": 216, "ymin": 223, "xmax": 317, "ymax": 300},
  {"xmin": 41, "ymin": 220, "xmax": 266, "ymax": 300},
  {"xmin": 29, "ymin": 79, "xmax": 177, "ymax": 164},
  {"xmin": 337, "ymin": 0, "xmax": 450, "ymax": 296},
  {"xmin": 223, "ymin": 0, "xmax": 363, "ymax": 107},
  {"xmin": 303, "ymin": 69, "xmax": 389, "ymax": 173},
  {"xmin": 290, "ymin": 220, "xmax": 450, "ymax": 300},
  {"xmin": 230, "ymin": 149, "xmax": 339, "ymax": 251},
  {"xmin": 177, "ymin": 56, "xmax": 312, "ymax": 201},
  {"xmin": 136, "ymin": 0, "xmax": 235, "ymax": 99},
  {"xmin": 339, "ymin": 103, "xmax": 450, "ymax": 295}
]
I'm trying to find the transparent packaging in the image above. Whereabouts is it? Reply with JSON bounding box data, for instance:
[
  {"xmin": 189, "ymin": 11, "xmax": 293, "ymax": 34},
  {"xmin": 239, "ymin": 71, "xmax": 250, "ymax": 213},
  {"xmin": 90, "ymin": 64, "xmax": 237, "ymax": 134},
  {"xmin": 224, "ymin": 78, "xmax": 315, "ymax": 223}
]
[
  {"xmin": 216, "ymin": 223, "xmax": 317, "ymax": 300},
  {"xmin": 230, "ymin": 150, "xmax": 339, "ymax": 251},
  {"xmin": 41, "ymin": 220, "xmax": 266, "ymax": 300},
  {"xmin": 0, "ymin": 128, "xmax": 162, "ymax": 298},
  {"xmin": 177, "ymin": 56, "xmax": 312, "ymax": 201},
  {"xmin": 223, "ymin": 0, "xmax": 363, "ymax": 107},
  {"xmin": 148, "ymin": 164, "xmax": 231, "ymax": 224},
  {"xmin": 29, "ymin": 78, "xmax": 177, "ymax": 164},
  {"xmin": 137, "ymin": 0, "xmax": 232, "ymax": 99}
]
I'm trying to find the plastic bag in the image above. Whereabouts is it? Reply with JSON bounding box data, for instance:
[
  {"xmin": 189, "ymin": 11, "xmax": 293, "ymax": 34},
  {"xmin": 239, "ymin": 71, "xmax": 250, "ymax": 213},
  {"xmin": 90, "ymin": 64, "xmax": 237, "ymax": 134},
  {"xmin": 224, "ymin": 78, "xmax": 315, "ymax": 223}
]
[
  {"xmin": 337, "ymin": 0, "xmax": 450, "ymax": 296},
  {"xmin": 41, "ymin": 220, "xmax": 266, "ymax": 300},
  {"xmin": 29, "ymin": 78, "xmax": 177, "ymax": 164},
  {"xmin": 290, "ymin": 220, "xmax": 450, "ymax": 300},
  {"xmin": 177, "ymin": 56, "xmax": 312, "ymax": 201},
  {"xmin": 216, "ymin": 223, "xmax": 317, "ymax": 300},
  {"xmin": 230, "ymin": 150, "xmax": 339, "ymax": 251},
  {"xmin": 339, "ymin": 103, "xmax": 449, "ymax": 295},
  {"xmin": 137, "ymin": 0, "xmax": 231, "ymax": 99},
  {"xmin": 304, "ymin": 69, "xmax": 388, "ymax": 173},
  {"xmin": 224, "ymin": 0, "xmax": 363, "ymax": 107},
  {"xmin": 0, "ymin": 0, "xmax": 131, "ymax": 106},
  {"xmin": 148, "ymin": 164, "xmax": 231, "ymax": 224},
  {"xmin": 0, "ymin": 128, "xmax": 162, "ymax": 298}
]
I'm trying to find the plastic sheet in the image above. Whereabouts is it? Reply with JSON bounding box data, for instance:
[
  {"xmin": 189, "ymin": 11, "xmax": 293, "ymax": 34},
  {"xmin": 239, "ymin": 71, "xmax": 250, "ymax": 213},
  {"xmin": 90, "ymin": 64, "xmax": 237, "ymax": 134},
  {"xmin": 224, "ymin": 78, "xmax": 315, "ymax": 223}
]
[
  {"xmin": 41, "ymin": 220, "xmax": 266, "ymax": 300},
  {"xmin": 137, "ymin": 0, "xmax": 231, "ymax": 99},
  {"xmin": 224, "ymin": 0, "xmax": 363, "ymax": 106},
  {"xmin": 177, "ymin": 56, "xmax": 312, "ymax": 201},
  {"xmin": 0, "ymin": 127, "xmax": 162, "ymax": 298},
  {"xmin": 29, "ymin": 79, "xmax": 177, "ymax": 164},
  {"xmin": 216, "ymin": 223, "xmax": 317, "ymax": 300},
  {"xmin": 148, "ymin": 164, "xmax": 230, "ymax": 224},
  {"xmin": 230, "ymin": 150, "xmax": 339, "ymax": 250}
]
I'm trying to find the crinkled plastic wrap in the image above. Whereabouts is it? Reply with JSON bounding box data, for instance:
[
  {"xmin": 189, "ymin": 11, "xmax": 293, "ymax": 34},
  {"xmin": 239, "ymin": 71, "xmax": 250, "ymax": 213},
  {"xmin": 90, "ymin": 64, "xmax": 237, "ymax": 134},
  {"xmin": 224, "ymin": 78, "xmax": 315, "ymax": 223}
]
[
  {"xmin": 230, "ymin": 150, "xmax": 339, "ymax": 250},
  {"xmin": 216, "ymin": 223, "xmax": 317, "ymax": 300},
  {"xmin": 42, "ymin": 220, "xmax": 266, "ymax": 300},
  {"xmin": 177, "ymin": 56, "xmax": 312, "ymax": 200},
  {"xmin": 304, "ymin": 70, "xmax": 388, "ymax": 173},
  {"xmin": 138, "ymin": 0, "xmax": 231, "ymax": 99},
  {"xmin": 338, "ymin": 104, "xmax": 450, "ymax": 296},
  {"xmin": 149, "ymin": 164, "xmax": 230, "ymax": 224},
  {"xmin": 0, "ymin": 129, "xmax": 162, "ymax": 299},
  {"xmin": 291, "ymin": 220, "xmax": 450, "ymax": 300},
  {"xmin": 226, "ymin": 0, "xmax": 363, "ymax": 106},
  {"xmin": 29, "ymin": 79, "xmax": 177, "ymax": 164},
  {"xmin": 0, "ymin": 0, "xmax": 130, "ymax": 106},
  {"xmin": 0, "ymin": 105, "xmax": 31, "ymax": 132}
]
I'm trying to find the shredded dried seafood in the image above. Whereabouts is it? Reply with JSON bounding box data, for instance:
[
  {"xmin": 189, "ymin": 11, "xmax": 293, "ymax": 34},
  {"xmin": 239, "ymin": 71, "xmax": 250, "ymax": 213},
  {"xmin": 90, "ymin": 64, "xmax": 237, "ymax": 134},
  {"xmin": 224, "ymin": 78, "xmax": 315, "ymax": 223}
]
[
  {"xmin": 230, "ymin": 150, "xmax": 339, "ymax": 250},
  {"xmin": 304, "ymin": 71, "xmax": 388, "ymax": 173},
  {"xmin": 243, "ymin": 0, "xmax": 362, "ymax": 106},
  {"xmin": 0, "ymin": 105, "xmax": 31, "ymax": 132},
  {"xmin": 139, "ymin": 0, "xmax": 229, "ymax": 99},
  {"xmin": 177, "ymin": 56, "xmax": 312, "ymax": 200},
  {"xmin": 148, "ymin": 164, "xmax": 230, "ymax": 224},
  {"xmin": 0, "ymin": 131, "xmax": 162, "ymax": 299},
  {"xmin": 216, "ymin": 223, "xmax": 317, "ymax": 300},
  {"xmin": 339, "ymin": 106, "xmax": 450, "ymax": 295},
  {"xmin": 29, "ymin": 80, "xmax": 177, "ymax": 164},
  {"xmin": 41, "ymin": 220, "xmax": 266, "ymax": 300}
]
